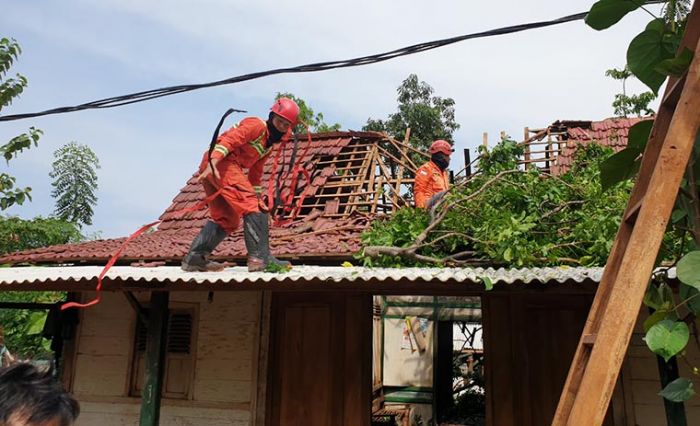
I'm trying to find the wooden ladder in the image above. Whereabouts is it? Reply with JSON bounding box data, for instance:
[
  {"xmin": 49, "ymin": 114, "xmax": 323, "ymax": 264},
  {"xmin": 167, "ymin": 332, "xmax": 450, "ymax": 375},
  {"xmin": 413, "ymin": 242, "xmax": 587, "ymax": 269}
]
[{"xmin": 552, "ymin": 3, "xmax": 700, "ymax": 425}]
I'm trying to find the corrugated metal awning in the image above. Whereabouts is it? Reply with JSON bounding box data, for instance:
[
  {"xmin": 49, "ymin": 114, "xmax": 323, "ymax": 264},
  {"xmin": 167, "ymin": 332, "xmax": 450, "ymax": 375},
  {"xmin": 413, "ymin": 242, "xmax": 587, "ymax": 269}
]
[{"xmin": 0, "ymin": 265, "xmax": 609, "ymax": 293}]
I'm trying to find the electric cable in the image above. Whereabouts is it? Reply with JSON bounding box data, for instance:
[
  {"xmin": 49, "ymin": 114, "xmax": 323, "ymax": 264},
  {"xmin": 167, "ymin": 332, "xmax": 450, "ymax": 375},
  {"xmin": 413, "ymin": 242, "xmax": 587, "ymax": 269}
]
[{"xmin": 0, "ymin": 9, "xmax": 609, "ymax": 122}]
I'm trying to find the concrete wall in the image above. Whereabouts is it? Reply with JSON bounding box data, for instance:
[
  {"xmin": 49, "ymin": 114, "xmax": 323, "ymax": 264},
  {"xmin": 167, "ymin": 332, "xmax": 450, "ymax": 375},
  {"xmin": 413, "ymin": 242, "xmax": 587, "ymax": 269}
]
[{"xmin": 67, "ymin": 291, "xmax": 261, "ymax": 426}]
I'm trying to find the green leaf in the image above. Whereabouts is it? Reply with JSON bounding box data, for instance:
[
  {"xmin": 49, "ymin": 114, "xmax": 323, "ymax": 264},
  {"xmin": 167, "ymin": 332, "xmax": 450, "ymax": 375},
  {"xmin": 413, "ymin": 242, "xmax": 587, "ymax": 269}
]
[
  {"xmin": 600, "ymin": 148, "xmax": 640, "ymax": 191},
  {"xmin": 627, "ymin": 28, "xmax": 675, "ymax": 94},
  {"xmin": 644, "ymin": 320, "xmax": 689, "ymax": 362},
  {"xmin": 645, "ymin": 18, "xmax": 666, "ymax": 34},
  {"xmin": 655, "ymin": 48, "xmax": 694, "ymax": 77},
  {"xmin": 671, "ymin": 208, "xmax": 688, "ymax": 224},
  {"xmin": 644, "ymin": 309, "xmax": 670, "ymax": 333},
  {"xmin": 659, "ymin": 377, "xmax": 696, "ymax": 402},
  {"xmin": 503, "ymin": 247, "xmax": 513, "ymax": 262},
  {"xmin": 679, "ymin": 283, "xmax": 700, "ymax": 315},
  {"xmin": 627, "ymin": 120, "xmax": 654, "ymax": 153},
  {"xmin": 677, "ymin": 251, "xmax": 700, "ymax": 290},
  {"xmin": 26, "ymin": 311, "xmax": 47, "ymax": 335},
  {"xmin": 585, "ymin": 0, "xmax": 642, "ymax": 30},
  {"xmin": 482, "ymin": 276, "xmax": 493, "ymax": 291}
]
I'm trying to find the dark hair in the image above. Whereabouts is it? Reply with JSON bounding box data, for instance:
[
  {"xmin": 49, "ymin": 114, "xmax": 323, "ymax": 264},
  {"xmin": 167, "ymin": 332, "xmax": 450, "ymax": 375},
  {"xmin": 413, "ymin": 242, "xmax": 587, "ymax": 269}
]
[{"xmin": 0, "ymin": 363, "xmax": 79, "ymax": 425}]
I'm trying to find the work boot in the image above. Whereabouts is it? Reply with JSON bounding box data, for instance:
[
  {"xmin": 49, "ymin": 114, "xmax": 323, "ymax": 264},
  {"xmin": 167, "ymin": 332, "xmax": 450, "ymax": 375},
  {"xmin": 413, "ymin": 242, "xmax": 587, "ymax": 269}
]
[
  {"xmin": 181, "ymin": 221, "xmax": 228, "ymax": 272},
  {"xmin": 243, "ymin": 212, "xmax": 292, "ymax": 272}
]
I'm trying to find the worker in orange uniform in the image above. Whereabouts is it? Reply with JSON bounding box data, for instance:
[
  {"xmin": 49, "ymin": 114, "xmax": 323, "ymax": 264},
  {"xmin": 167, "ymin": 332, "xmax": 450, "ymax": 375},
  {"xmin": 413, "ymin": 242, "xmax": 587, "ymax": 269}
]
[
  {"xmin": 181, "ymin": 97, "xmax": 300, "ymax": 272},
  {"xmin": 414, "ymin": 139, "xmax": 454, "ymax": 209}
]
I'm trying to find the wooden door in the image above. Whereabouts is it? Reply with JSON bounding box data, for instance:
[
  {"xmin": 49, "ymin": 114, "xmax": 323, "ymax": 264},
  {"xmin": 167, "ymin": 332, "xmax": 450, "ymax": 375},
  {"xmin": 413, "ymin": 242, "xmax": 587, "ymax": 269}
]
[
  {"xmin": 483, "ymin": 294, "xmax": 624, "ymax": 426},
  {"xmin": 267, "ymin": 292, "xmax": 372, "ymax": 426}
]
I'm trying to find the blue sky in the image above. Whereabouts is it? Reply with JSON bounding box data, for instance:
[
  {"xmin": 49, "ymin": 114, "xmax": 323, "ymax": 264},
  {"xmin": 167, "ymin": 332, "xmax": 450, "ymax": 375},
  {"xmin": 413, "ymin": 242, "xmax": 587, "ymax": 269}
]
[{"xmin": 1, "ymin": 0, "xmax": 659, "ymax": 238}]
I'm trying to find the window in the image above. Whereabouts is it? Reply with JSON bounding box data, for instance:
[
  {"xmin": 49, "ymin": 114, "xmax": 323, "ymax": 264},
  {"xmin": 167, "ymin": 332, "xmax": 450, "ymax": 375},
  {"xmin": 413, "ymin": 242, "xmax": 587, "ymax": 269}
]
[{"xmin": 130, "ymin": 309, "xmax": 195, "ymax": 399}]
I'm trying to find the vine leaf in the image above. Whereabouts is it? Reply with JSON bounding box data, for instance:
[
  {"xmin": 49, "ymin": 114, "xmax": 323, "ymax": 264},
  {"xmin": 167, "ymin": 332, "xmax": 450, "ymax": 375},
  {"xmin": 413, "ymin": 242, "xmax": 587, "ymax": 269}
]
[
  {"xmin": 677, "ymin": 250, "xmax": 700, "ymax": 290},
  {"xmin": 659, "ymin": 377, "xmax": 696, "ymax": 402},
  {"xmin": 585, "ymin": 0, "xmax": 642, "ymax": 31},
  {"xmin": 644, "ymin": 319, "xmax": 689, "ymax": 362}
]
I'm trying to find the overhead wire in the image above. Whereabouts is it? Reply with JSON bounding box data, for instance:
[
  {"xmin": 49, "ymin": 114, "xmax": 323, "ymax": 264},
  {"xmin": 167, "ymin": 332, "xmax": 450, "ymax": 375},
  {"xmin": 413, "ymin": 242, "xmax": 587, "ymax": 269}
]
[{"xmin": 0, "ymin": 10, "xmax": 591, "ymax": 122}]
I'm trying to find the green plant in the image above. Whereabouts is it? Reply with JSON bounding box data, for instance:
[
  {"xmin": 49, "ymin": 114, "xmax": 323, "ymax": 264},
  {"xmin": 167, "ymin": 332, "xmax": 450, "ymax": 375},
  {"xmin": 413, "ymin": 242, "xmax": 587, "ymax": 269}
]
[
  {"xmin": 362, "ymin": 138, "xmax": 632, "ymax": 269},
  {"xmin": 605, "ymin": 66, "xmax": 656, "ymax": 117},
  {"xmin": 363, "ymin": 74, "xmax": 459, "ymax": 154},
  {"xmin": 274, "ymin": 92, "xmax": 341, "ymax": 134},
  {"xmin": 50, "ymin": 142, "xmax": 101, "ymax": 227},
  {"xmin": 0, "ymin": 37, "xmax": 43, "ymax": 210}
]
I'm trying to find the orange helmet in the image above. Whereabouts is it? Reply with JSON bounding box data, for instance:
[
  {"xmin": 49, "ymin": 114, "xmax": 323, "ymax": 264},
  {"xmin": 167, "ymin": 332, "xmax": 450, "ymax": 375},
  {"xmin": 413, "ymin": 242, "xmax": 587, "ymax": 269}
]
[
  {"xmin": 270, "ymin": 97, "xmax": 300, "ymax": 125},
  {"xmin": 429, "ymin": 140, "xmax": 454, "ymax": 155}
]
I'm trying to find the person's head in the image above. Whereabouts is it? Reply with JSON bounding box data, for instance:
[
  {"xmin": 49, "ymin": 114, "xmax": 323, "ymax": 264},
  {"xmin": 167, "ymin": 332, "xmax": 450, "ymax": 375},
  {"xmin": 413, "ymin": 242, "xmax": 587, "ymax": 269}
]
[
  {"xmin": 429, "ymin": 139, "xmax": 454, "ymax": 170},
  {"xmin": 269, "ymin": 97, "xmax": 300, "ymax": 134},
  {"xmin": 0, "ymin": 363, "xmax": 79, "ymax": 426}
]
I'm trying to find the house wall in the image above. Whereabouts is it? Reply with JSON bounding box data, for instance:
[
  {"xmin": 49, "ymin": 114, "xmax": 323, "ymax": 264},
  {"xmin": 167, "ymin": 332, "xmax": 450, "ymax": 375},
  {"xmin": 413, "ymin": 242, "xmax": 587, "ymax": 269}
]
[
  {"xmin": 625, "ymin": 309, "xmax": 700, "ymax": 425},
  {"xmin": 67, "ymin": 290, "xmax": 261, "ymax": 426}
]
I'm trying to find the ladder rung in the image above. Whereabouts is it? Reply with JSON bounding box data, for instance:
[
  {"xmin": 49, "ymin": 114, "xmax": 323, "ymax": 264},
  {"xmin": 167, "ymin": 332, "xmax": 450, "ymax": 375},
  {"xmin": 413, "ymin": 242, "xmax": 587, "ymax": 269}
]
[
  {"xmin": 624, "ymin": 196, "xmax": 645, "ymax": 224},
  {"xmin": 582, "ymin": 333, "xmax": 597, "ymax": 346},
  {"xmin": 661, "ymin": 72, "xmax": 688, "ymax": 108}
]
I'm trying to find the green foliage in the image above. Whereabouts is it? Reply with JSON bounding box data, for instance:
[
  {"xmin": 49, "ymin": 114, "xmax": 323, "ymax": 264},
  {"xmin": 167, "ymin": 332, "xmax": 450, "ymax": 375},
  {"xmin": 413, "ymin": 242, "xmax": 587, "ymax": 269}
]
[
  {"xmin": 0, "ymin": 215, "xmax": 79, "ymax": 358},
  {"xmin": 274, "ymin": 92, "xmax": 341, "ymax": 134},
  {"xmin": 585, "ymin": 0, "xmax": 643, "ymax": 30},
  {"xmin": 627, "ymin": 19, "xmax": 679, "ymax": 94},
  {"xmin": 659, "ymin": 377, "xmax": 696, "ymax": 402},
  {"xmin": 606, "ymin": 66, "xmax": 656, "ymax": 117},
  {"xmin": 0, "ymin": 216, "xmax": 82, "ymax": 255},
  {"xmin": 588, "ymin": 0, "xmax": 690, "ymax": 95},
  {"xmin": 49, "ymin": 142, "xmax": 100, "ymax": 227},
  {"xmin": 360, "ymin": 208, "xmax": 430, "ymax": 266},
  {"xmin": 0, "ymin": 37, "xmax": 42, "ymax": 210},
  {"xmin": 362, "ymin": 139, "xmax": 632, "ymax": 267},
  {"xmin": 655, "ymin": 47, "xmax": 694, "ymax": 76},
  {"xmin": 677, "ymin": 250, "xmax": 700, "ymax": 290},
  {"xmin": 0, "ymin": 292, "xmax": 63, "ymax": 359},
  {"xmin": 644, "ymin": 319, "xmax": 689, "ymax": 362},
  {"xmin": 363, "ymin": 74, "xmax": 459, "ymax": 153},
  {"xmin": 600, "ymin": 120, "xmax": 653, "ymax": 191}
]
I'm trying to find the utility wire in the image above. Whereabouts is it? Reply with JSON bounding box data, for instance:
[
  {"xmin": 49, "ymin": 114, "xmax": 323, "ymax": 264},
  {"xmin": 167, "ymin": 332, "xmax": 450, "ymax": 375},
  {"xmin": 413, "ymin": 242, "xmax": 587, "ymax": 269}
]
[{"xmin": 0, "ymin": 11, "xmax": 591, "ymax": 122}]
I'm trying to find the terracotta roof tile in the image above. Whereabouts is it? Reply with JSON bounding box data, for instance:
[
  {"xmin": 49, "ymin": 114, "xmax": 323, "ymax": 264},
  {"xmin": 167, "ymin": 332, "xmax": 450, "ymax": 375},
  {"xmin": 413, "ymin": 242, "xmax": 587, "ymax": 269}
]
[
  {"xmin": 551, "ymin": 117, "xmax": 653, "ymax": 175},
  {"xmin": 1, "ymin": 131, "xmax": 386, "ymax": 266}
]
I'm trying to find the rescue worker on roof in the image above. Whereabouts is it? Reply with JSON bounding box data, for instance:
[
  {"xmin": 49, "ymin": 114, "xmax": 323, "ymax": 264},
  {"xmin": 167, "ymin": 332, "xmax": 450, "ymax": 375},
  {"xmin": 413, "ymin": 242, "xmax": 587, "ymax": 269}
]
[
  {"xmin": 181, "ymin": 97, "xmax": 300, "ymax": 272},
  {"xmin": 414, "ymin": 139, "xmax": 454, "ymax": 209}
]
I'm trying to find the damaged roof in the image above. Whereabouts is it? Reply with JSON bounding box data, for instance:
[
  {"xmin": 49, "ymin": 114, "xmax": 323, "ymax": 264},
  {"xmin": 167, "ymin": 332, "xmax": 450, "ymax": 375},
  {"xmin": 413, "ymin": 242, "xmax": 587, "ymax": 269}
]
[
  {"xmin": 1, "ymin": 131, "xmax": 418, "ymax": 266},
  {"xmin": 550, "ymin": 117, "xmax": 652, "ymax": 175}
]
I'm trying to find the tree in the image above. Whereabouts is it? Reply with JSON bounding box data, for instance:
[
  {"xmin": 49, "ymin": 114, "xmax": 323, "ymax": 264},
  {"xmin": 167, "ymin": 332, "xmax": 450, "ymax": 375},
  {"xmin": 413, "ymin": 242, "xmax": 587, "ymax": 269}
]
[
  {"xmin": 0, "ymin": 37, "xmax": 42, "ymax": 210},
  {"xmin": 363, "ymin": 74, "xmax": 460, "ymax": 152},
  {"xmin": 0, "ymin": 215, "xmax": 81, "ymax": 359},
  {"xmin": 49, "ymin": 142, "xmax": 100, "ymax": 227},
  {"xmin": 0, "ymin": 216, "xmax": 82, "ymax": 255},
  {"xmin": 605, "ymin": 66, "xmax": 656, "ymax": 117},
  {"xmin": 361, "ymin": 140, "xmax": 633, "ymax": 268},
  {"xmin": 274, "ymin": 92, "xmax": 341, "ymax": 134}
]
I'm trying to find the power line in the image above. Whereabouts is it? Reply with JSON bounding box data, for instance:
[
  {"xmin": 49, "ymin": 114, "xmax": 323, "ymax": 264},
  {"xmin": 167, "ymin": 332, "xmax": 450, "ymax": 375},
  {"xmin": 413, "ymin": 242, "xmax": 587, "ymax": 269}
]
[{"xmin": 0, "ymin": 11, "xmax": 590, "ymax": 122}]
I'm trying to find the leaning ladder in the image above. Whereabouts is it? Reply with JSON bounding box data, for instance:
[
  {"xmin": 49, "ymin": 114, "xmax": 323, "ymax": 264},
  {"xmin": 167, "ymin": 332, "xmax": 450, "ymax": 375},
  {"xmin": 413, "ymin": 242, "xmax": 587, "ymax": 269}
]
[{"xmin": 552, "ymin": 3, "xmax": 700, "ymax": 425}]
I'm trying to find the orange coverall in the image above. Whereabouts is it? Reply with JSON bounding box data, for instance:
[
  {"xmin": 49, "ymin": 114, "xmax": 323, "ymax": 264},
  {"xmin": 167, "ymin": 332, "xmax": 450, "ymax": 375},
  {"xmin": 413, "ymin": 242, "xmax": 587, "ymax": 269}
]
[
  {"xmin": 199, "ymin": 117, "xmax": 287, "ymax": 233},
  {"xmin": 414, "ymin": 160, "xmax": 449, "ymax": 208}
]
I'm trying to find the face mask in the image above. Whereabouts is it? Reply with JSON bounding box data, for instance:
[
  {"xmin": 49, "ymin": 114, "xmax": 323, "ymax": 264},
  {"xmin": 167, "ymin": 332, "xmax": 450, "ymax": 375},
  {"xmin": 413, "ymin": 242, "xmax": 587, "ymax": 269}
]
[
  {"xmin": 266, "ymin": 113, "xmax": 286, "ymax": 145},
  {"xmin": 431, "ymin": 153, "xmax": 450, "ymax": 170}
]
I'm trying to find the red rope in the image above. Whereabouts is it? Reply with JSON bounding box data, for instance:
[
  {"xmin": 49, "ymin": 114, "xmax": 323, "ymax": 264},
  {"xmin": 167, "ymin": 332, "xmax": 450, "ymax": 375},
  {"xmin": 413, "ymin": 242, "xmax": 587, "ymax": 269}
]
[
  {"xmin": 61, "ymin": 188, "xmax": 223, "ymax": 311},
  {"xmin": 268, "ymin": 127, "xmax": 314, "ymax": 226}
]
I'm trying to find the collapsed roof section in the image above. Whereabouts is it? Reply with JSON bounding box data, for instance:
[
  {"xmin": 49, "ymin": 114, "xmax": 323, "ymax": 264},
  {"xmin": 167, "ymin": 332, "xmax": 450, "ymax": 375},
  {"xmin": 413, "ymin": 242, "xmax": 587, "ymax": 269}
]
[
  {"xmin": 1, "ymin": 131, "xmax": 422, "ymax": 266},
  {"xmin": 520, "ymin": 117, "xmax": 652, "ymax": 175}
]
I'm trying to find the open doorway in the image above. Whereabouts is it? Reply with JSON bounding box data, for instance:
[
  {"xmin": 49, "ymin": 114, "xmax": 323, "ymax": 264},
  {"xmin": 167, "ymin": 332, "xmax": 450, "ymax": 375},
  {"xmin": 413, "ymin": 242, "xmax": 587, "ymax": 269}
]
[{"xmin": 371, "ymin": 296, "xmax": 484, "ymax": 426}]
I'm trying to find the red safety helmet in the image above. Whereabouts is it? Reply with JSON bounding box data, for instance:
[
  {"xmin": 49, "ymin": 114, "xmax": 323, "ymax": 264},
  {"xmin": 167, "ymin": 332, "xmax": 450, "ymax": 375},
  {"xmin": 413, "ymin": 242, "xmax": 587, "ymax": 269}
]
[
  {"xmin": 429, "ymin": 139, "xmax": 454, "ymax": 155},
  {"xmin": 270, "ymin": 97, "xmax": 300, "ymax": 125}
]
